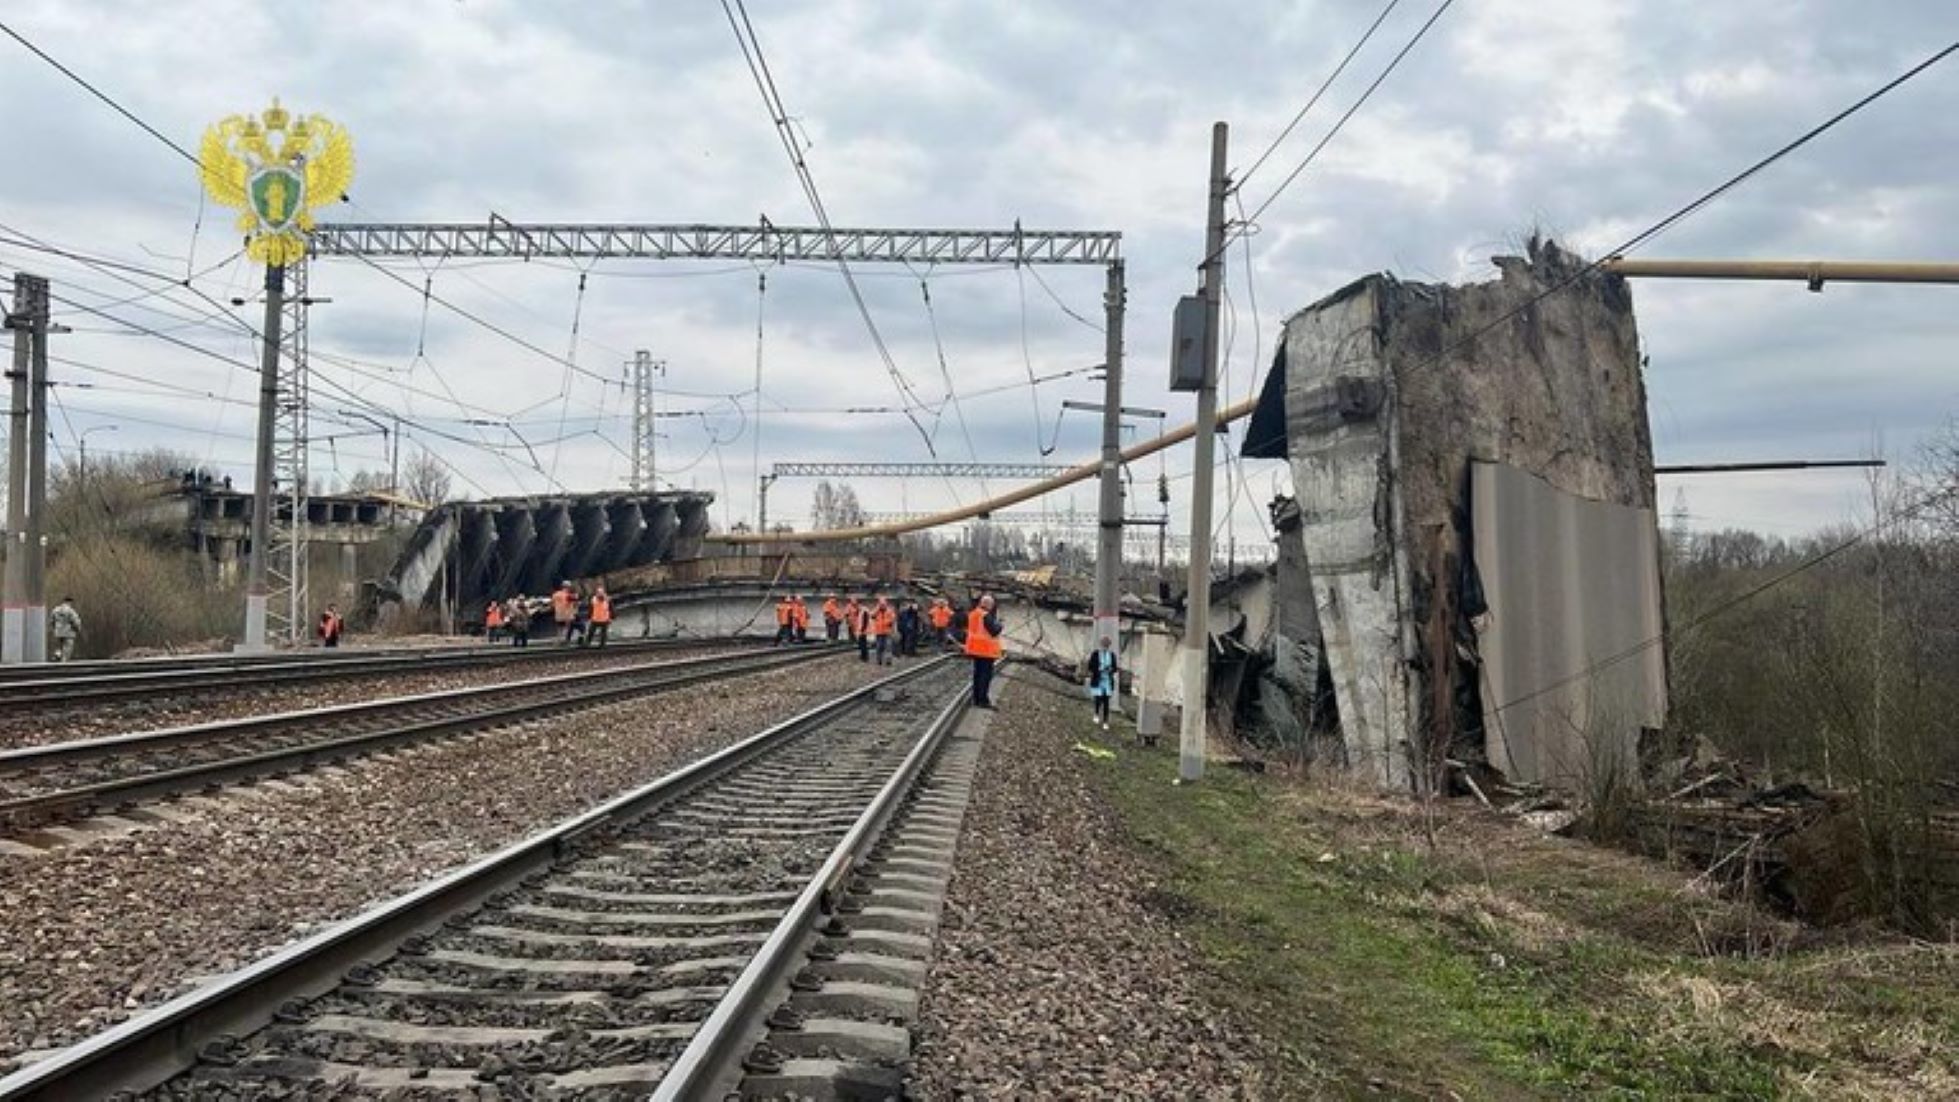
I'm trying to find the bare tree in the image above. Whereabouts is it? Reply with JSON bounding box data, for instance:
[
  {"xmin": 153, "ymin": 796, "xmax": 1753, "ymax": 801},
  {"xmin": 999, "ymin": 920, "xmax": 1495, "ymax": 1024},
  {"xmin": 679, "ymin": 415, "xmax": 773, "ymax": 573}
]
[
  {"xmin": 402, "ymin": 449, "xmax": 452, "ymax": 506},
  {"xmin": 834, "ymin": 484, "xmax": 864, "ymax": 527},
  {"xmin": 809, "ymin": 480, "xmax": 865, "ymax": 529},
  {"xmin": 343, "ymin": 469, "xmax": 392, "ymax": 494}
]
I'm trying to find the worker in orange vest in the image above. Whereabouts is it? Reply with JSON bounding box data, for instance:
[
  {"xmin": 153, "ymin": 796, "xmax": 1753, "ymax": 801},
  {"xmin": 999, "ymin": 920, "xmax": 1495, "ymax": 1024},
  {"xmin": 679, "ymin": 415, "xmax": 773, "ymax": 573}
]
[
  {"xmin": 552, "ymin": 582, "xmax": 579, "ymax": 645},
  {"xmin": 960, "ymin": 594, "xmax": 1003, "ymax": 708},
  {"xmin": 791, "ymin": 595, "xmax": 810, "ymax": 643},
  {"xmin": 869, "ymin": 597, "xmax": 897, "ymax": 666},
  {"xmin": 317, "ymin": 604, "xmax": 345, "ymax": 649},
  {"xmin": 822, "ymin": 595, "xmax": 843, "ymax": 642},
  {"xmin": 773, "ymin": 596, "xmax": 794, "ymax": 646},
  {"xmin": 484, "ymin": 599, "xmax": 505, "ymax": 644},
  {"xmin": 927, "ymin": 597, "xmax": 953, "ymax": 650},
  {"xmin": 588, "ymin": 586, "xmax": 613, "ymax": 648},
  {"xmin": 843, "ymin": 597, "xmax": 863, "ymax": 643},
  {"xmin": 854, "ymin": 600, "xmax": 874, "ymax": 662}
]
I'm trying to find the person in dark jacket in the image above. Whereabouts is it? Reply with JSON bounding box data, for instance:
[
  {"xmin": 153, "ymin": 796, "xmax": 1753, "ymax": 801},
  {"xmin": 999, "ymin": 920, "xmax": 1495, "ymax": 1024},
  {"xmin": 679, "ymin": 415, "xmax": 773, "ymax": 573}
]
[
  {"xmin": 506, "ymin": 595, "xmax": 532, "ymax": 647},
  {"xmin": 896, "ymin": 601, "xmax": 921, "ymax": 657},
  {"xmin": 1083, "ymin": 634, "xmax": 1119, "ymax": 729}
]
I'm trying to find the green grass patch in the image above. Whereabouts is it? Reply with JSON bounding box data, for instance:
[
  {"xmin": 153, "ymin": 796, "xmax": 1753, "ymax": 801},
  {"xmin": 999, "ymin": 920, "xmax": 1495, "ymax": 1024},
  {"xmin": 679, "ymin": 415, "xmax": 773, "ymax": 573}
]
[{"xmin": 1087, "ymin": 737, "xmax": 1835, "ymax": 1099}]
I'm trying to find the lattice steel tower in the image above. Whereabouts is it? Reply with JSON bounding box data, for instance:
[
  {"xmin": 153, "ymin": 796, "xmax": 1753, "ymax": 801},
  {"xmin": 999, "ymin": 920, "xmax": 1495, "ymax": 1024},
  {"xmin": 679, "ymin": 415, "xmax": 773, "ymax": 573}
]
[
  {"xmin": 629, "ymin": 350, "xmax": 663, "ymax": 491},
  {"xmin": 269, "ymin": 262, "xmax": 311, "ymax": 643}
]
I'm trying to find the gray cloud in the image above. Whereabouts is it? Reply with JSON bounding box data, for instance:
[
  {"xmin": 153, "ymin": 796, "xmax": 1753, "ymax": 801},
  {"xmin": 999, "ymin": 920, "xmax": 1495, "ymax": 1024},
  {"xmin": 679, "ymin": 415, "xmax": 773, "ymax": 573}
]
[{"xmin": 1, "ymin": 0, "xmax": 1953, "ymax": 538}]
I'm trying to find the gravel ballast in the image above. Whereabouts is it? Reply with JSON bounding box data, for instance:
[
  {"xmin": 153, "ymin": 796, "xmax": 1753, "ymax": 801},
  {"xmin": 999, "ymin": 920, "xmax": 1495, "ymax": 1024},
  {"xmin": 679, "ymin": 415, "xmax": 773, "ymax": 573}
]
[
  {"xmin": 0, "ymin": 652, "xmax": 889, "ymax": 1070},
  {"xmin": 908, "ymin": 670, "xmax": 1274, "ymax": 1098},
  {"xmin": 0, "ymin": 643, "xmax": 740, "ymax": 750}
]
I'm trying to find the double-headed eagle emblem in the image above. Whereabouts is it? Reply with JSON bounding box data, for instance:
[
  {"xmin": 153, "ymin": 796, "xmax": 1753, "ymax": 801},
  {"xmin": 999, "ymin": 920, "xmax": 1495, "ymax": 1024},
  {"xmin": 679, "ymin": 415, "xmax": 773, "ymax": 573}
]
[{"xmin": 199, "ymin": 99, "xmax": 355, "ymax": 267}]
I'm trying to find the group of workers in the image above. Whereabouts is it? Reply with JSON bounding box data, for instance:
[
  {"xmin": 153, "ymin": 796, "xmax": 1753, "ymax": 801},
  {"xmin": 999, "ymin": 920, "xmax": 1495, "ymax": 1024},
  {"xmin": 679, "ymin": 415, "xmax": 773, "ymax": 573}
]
[
  {"xmin": 481, "ymin": 581, "xmax": 613, "ymax": 648},
  {"xmin": 773, "ymin": 593, "xmax": 963, "ymax": 666},
  {"xmin": 44, "ymin": 585, "xmax": 1098, "ymax": 725},
  {"xmin": 771, "ymin": 591, "xmax": 1005, "ymax": 707}
]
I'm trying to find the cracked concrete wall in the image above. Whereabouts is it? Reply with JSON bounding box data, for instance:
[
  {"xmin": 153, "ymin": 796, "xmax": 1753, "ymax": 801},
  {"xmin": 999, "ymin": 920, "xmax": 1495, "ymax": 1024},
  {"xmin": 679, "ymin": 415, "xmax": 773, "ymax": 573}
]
[{"xmin": 1279, "ymin": 239, "xmax": 1659, "ymax": 789}]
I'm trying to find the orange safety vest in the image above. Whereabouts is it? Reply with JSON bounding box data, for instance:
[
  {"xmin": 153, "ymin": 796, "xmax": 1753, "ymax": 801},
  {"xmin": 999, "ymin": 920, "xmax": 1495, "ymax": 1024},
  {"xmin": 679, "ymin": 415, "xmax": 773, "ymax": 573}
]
[
  {"xmin": 844, "ymin": 602, "xmax": 862, "ymax": 634},
  {"xmin": 792, "ymin": 601, "xmax": 809, "ymax": 628},
  {"xmin": 928, "ymin": 604, "xmax": 952, "ymax": 630},
  {"xmin": 822, "ymin": 598, "xmax": 841, "ymax": 623},
  {"xmin": 591, "ymin": 594, "xmax": 612, "ymax": 624},
  {"xmin": 552, "ymin": 589, "xmax": 576, "ymax": 622},
  {"xmin": 485, "ymin": 603, "xmax": 504, "ymax": 628},
  {"xmin": 871, "ymin": 605, "xmax": 896, "ymax": 637},
  {"xmin": 964, "ymin": 607, "xmax": 1002, "ymax": 659},
  {"xmin": 776, "ymin": 600, "xmax": 793, "ymax": 626}
]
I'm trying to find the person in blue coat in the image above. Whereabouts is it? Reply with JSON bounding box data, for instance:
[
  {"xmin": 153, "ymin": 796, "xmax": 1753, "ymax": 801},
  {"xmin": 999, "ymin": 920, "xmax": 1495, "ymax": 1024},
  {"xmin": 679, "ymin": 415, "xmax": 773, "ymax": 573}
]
[{"xmin": 1084, "ymin": 635, "xmax": 1118, "ymax": 730}]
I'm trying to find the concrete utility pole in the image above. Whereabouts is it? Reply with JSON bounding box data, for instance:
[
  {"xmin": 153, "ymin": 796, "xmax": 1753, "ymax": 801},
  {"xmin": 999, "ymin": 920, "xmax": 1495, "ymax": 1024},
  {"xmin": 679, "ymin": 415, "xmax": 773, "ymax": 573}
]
[
  {"xmin": 756, "ymin": 472, "xmax": 777, "ymax": 534},
  {"xmin": 1157, "ymin": 472, "xmax": 1170, "ymax": 582},
  {"xmin": 1178, "ymin": 121, "xmax": 1230, "ymax": 783},
  {"xmin": 22, "ymin": 278, "xmax": 50, "ymax": 662},
  {"xmin": 2, "ymin": 273, "xmax": 40, "ymax": 664},
  {"xmin": 1093, "ymin": 261, "xmax": 1127, "ymax": 652},
  {"xmin": 752, "ymin": 272, "xmax": 766, "ymax": 529},
  {"xmin": 243, "ymin": 264, "xmax": 286, "ymax": 652}
]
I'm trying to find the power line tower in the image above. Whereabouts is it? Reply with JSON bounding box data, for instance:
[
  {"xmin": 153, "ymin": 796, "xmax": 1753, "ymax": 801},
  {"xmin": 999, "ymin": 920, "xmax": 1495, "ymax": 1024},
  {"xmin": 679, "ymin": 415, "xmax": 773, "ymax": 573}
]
[
  {"xmin": 268, "ymin": 262, "xmax": 311, "ymax": 644},
  {"xmin": 629, "ymin": 350, "xmax": 664, "ymax": 491}
]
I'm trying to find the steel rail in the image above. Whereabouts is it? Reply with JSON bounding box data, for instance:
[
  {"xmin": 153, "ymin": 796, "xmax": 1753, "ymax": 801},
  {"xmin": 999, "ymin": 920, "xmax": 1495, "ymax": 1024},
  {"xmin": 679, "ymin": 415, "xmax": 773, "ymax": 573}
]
[
  {"xmin": 652, "ymin": 659, "xmax": 970, "ymax": 1098},
  {"xmin": 0, "ymin": 646, "xmax": 839, "ymax": 826},
  {"xmin": 0, "ymin": 656, "xmax": 957, "ymax": 1101},
  {"xmin": 0, "ymin": 636, "xmax": 700, "ymax": 681},
  {"xmin": 0, "ymin": 635, "xmax": 750, "ymax": 707}
]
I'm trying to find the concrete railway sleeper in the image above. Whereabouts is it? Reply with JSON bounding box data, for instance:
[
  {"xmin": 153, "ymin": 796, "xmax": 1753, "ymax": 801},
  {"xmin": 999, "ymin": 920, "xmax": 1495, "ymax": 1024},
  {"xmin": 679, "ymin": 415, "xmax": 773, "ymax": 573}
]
[
  {"xmin": 0, "ymin": 657, "xmax": 971, "ymax": 1101},
  {"xmin": 0, "ymin": 646, "xmax": 840, "ymax": 832},
  {"xmin": 0, "ymin": 635, "xmax": 751, "ymax": 712}
]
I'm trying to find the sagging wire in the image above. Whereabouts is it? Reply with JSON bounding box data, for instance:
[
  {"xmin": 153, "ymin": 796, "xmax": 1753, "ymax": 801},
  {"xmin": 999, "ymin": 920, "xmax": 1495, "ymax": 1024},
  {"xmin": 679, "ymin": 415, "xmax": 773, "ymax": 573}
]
[
  {"xmin": 1016, "ymin": 265, "xmax": 1052, "ymax": 456},
  {"xmin": 547, "ymin": 268, "xmax": 592, "ymax": 483},
  {"xmin": 1024, "ymin": 262, "xmax": 1104, "ymax": 334},
  {"xmin": 912, "ymin": 265, "xmax": 979, "ymax": 502}
]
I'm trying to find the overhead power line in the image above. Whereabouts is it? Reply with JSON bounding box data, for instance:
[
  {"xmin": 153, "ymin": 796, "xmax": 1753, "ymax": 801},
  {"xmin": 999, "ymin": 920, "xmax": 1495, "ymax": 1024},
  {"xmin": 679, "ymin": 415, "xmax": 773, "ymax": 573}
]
[
  {"xmin": 1234, "ymin": 0, "xmax": 1405, "ymax": 193},
  {"xmin": 1223, "ymin": 0, "xmax": 1458, "ymax": 261},
  {"xmin": 719, "ymin": 0, "xmax": 938, "ymax": 453},
  {"xmin": 1235, "ymin": 40, "xmax": 1959, "ymax": 458},
  {"xmin": 0, "ymin": 18, "xmax": 200, "ymax": 166}
]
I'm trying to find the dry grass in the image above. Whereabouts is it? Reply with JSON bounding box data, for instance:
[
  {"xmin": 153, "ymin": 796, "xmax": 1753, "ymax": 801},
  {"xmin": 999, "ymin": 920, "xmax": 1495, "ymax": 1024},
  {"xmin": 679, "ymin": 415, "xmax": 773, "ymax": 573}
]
[{"xmin": 1101, "ymin": 747, "xmax": 1959, "ymax": 1098}]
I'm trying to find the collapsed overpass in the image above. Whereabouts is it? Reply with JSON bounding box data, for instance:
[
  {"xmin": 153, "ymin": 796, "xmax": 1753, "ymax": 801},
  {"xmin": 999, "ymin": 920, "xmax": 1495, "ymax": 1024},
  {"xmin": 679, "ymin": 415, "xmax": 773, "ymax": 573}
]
[{"xmin": 380, "ymin": 490, "xmax": 713, "ymax": 614}]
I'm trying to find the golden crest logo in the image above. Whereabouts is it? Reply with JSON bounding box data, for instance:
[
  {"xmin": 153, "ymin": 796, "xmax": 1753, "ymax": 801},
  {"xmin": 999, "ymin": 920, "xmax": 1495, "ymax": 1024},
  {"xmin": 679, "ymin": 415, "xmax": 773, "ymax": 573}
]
[{"xmin": 199, "ymin": 99, "xmax": 355, "ymax": 267}]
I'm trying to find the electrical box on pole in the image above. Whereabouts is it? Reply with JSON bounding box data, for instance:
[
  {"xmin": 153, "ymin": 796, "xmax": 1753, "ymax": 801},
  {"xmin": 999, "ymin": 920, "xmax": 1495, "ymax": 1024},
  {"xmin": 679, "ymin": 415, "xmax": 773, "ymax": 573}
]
[{"xmin": 1169, "ymin": 295, "xmax": 1207, "ymax": 391}]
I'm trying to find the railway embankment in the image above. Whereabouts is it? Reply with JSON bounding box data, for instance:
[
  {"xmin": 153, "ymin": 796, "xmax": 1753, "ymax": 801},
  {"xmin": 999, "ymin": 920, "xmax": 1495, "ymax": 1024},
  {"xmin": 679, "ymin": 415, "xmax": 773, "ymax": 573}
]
[{"xmin": 942, "ymin": 675, "xmax": 1959, "ymax": 1098}]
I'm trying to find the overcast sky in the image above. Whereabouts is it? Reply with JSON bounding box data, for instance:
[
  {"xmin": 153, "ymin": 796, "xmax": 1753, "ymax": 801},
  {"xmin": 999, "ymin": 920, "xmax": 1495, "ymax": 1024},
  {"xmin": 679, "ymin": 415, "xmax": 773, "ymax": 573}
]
[{"xmin": 1, "ymin": 0, "xmax": 1953, "ymax": 547}]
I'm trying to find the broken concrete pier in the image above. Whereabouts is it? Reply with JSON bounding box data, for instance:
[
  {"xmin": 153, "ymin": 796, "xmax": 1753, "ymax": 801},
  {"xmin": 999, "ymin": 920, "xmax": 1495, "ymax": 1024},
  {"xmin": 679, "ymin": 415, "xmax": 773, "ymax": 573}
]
[{"xmin": 1246, "ymin": 238, "xmax": 1667, "ymax": 790}]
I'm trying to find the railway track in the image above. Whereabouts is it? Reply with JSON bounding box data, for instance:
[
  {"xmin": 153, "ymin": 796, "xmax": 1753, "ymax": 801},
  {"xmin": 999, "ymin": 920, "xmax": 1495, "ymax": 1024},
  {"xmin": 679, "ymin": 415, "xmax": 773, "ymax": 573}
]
[
  {"xmin": 0, "ymin": 635, "xmax": 747, "ymax": 713},
  {"xmin": 0, "ymin": 645, "xmax": 839, "ymax": 831},
  {"xmin": 0, "ymin": 657, "xmax": 974, "ymax": 1100}
]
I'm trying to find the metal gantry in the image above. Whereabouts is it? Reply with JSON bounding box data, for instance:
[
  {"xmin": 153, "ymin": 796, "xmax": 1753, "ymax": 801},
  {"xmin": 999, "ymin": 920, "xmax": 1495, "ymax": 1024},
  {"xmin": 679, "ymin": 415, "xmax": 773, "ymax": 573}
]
[
  {"xmin": 773, "ymin": 461, "xmax": 1074, "ymax": 480},
  {"xmin": 301, "ymin": 214, "xmax": 1125, "ymax": 651},
  {"xmin": 309, "ymin": 219, "xmax": 1121, "ymax": 266}
]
